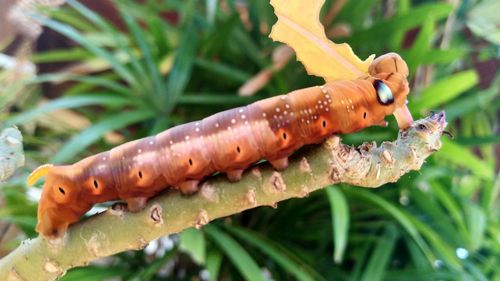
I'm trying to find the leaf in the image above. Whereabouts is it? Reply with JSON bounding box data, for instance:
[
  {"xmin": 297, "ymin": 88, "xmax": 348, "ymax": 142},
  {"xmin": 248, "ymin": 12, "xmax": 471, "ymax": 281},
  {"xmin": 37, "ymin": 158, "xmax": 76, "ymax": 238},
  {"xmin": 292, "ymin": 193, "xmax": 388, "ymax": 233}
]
[
  {"xmin": 411, "ymin": 70, "xmax": 479, "ymax": 113},
  {"xmin": 205, "ymin": 226, "xmax": 266, "ymax": 281},
  {"xmin": 325, "ymin": 186, "xmax": 349, "ymax": 264},
  {"xmin": 226, "ymin": 225, "xmax": 320, "ymax": 281},
  {"xmin": 269, "ymin": 0, "xmax": 373, "ymax": 82},
  {"xmin": 50, "ymin": 110, "xmax": 155, "ymax": 163},
  {"xmin": 6, "ymin": 95, "xmax": 133, "ymax": 126},
  {"xmin": 360, "ymin": 224, "xmax": 398, "ymax": 281},
  {"xmin": 206, "ymin": 249, "xmax": 223, "ymax": 281},
  {"xmin": 438, "ymin": 138, "xmax": 493, "ymax": 180},
  {"xmin": 466, "ymin": 0, "xmax": 500, "ymax": 45},
  {"xmin": 0, "ymin": 127, "xmax": 24, "ymax": 182},
  {"xmin": 179, "ymin": 228, "xmax": 206, "ymax": 265}
]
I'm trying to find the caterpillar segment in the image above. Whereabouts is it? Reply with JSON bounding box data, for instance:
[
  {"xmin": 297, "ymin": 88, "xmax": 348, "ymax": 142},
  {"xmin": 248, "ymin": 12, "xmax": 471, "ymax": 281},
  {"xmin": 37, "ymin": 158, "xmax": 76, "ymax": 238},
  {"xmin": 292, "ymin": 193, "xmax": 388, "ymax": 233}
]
[{"xmin": 28, "ymin": 53, "xmax": 413, "ymax": 238}]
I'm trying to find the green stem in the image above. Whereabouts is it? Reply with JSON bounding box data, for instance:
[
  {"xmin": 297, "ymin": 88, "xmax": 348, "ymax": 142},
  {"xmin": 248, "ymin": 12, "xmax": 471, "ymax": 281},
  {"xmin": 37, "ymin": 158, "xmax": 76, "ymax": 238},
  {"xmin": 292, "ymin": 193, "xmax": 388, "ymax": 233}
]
[{"xmin": 0, "ymin": 115, "xmax": 445, "ymax": 281}]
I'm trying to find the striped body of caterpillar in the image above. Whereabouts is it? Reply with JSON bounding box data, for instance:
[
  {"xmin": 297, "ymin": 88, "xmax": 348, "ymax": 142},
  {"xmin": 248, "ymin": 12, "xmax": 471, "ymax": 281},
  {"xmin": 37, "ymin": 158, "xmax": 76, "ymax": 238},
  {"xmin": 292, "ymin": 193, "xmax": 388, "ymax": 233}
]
[{"xmin": 28, "ymin": 53, "xmax": 414, "ymax": 238}]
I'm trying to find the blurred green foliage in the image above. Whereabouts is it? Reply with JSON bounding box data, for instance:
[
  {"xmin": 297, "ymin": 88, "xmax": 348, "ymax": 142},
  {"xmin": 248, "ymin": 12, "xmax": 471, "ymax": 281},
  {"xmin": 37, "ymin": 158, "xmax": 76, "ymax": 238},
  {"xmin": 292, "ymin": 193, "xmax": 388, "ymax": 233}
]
[{"xmin": 0, "ymin": 0, "xmax": 499, "ymax": 280}]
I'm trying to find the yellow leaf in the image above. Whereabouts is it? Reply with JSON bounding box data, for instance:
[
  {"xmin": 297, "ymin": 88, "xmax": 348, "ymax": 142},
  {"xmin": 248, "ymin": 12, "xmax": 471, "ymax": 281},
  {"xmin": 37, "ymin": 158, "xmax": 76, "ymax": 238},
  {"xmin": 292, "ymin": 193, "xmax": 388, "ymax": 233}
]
[{"xmin": 269, "ymin": 0, "xmax": 374, "ymax": 81}]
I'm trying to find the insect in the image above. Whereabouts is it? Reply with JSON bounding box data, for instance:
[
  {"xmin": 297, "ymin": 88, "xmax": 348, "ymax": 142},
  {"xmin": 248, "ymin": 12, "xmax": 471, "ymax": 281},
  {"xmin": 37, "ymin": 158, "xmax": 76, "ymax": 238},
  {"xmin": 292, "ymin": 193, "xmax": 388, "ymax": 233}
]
[{"xmin": 28, "ymin": 53, "xmax": 413, "ymax": 239}]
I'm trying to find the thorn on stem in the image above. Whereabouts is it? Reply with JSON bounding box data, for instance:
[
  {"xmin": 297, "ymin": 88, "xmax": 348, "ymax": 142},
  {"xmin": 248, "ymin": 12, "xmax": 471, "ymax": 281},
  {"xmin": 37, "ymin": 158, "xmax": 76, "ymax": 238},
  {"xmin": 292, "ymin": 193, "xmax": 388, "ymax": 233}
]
[
  {"xmin": 245, "ymin": 188, "xmax": 257, "ymax": 206},
  {"xmin": 195, "ymin": 210, "xmax": 209, "ymax": 229},
  {"xmin": 300, "ymin": 157, "xmax": 311, "ymax": 173}
]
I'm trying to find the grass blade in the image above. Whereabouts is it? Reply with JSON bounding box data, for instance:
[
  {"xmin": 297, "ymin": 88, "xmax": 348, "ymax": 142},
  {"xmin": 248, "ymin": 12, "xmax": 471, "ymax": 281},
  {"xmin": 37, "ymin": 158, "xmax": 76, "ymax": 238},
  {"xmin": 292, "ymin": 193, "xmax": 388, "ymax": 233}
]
[
  {"xmin": 226, "ymin": 225, "xmax": 321, "ymax": 281},
  {"xmin": 437, "ymin": 138, "xmax": 493, "ymax": 180},
  {"xmin": 360, "ymin": 224, "xmax": 398, "ymax": 281},
  {"xmin": 411, "ymin": 70, "xmax": 479, "ymax": 113},
  {"xmin": 50, "ymin": 110, "xmax": 154, "ymax": 163},
  {"xmin": 325, "ymin": 186, "xmax": 350, "ymax": 264},
  {"xmin": 205, "ymin": 225, "xmax": 266, "ymax": 281},
  {"xmin": 179, "ymin": 228, "xmax": 206, "ymax": 265},
  {"xmin": 6, "ymin": 95, "xmax": 134, "ymax": 126}
]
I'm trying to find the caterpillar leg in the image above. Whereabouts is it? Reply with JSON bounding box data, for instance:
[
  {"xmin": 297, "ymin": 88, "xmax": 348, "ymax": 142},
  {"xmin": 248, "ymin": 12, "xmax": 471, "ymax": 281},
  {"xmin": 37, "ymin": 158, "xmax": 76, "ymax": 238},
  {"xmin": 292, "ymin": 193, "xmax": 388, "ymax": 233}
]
[
  {"xmin": 227, "ymin": 169, "xmax": 244, "ymax": 182},
  {"xmin": 126, "ymin": 197, "xmax": 148, "ymax": 212},
  {"xmin": 178, "ymin": 180, "xmax": 200, "ymax": 195},
  {"xmin": 270, "ymin": 157, "xmax": 288, "ymax": 170}
]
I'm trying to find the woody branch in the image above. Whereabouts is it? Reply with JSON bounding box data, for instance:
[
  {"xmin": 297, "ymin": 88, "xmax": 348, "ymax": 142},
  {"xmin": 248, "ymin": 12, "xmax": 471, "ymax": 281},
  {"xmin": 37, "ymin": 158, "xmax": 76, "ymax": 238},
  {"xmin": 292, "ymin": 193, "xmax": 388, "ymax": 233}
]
[{"xmin": 0, "ymin": 114, "xmax": 446, "ymax": 281}]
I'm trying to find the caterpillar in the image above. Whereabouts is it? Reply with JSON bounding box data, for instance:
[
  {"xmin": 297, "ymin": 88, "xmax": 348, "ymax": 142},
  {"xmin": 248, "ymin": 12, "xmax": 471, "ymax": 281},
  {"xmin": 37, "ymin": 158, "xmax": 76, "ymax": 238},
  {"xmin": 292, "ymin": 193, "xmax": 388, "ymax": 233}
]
[{"xmin": 28, "ymin": 53, "xmax": 413, "ymax": 239}]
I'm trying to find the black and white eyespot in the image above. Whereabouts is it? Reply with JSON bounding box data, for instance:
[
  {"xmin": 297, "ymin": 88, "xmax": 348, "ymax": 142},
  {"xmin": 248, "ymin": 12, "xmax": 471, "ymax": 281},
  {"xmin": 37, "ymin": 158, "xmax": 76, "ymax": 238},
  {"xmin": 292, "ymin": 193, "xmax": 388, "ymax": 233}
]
[{"xmin": 373, "ymin": 80, "xmax": 394, "ymax": 105}]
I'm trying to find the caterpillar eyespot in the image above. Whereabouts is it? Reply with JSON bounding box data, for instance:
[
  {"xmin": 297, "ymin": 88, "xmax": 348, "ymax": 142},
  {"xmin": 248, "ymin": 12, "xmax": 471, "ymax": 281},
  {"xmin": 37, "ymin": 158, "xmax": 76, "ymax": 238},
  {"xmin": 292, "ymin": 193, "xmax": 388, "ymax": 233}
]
[
  {"xmin": 29, "ymin": 53, "xmax": 414, "ymax": 238},
  {"xmin": 373, "ymin": 79, "xmax": 394, "ymax": 105}
]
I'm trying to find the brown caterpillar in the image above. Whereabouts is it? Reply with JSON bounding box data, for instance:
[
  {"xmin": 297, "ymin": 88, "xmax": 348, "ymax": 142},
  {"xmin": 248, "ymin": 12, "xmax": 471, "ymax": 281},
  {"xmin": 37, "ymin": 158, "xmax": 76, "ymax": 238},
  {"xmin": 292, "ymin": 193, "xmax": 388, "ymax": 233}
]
[{"xmin": 28, "ymin": 53, "xmax": 413, "ymax": 239}]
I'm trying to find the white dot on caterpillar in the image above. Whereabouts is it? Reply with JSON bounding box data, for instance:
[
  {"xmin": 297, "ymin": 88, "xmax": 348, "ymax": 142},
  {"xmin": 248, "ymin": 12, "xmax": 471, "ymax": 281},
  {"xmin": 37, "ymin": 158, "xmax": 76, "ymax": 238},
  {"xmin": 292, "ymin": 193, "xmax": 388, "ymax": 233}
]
[
  {"xmin": 215, "ymin": 123, "xmax": 219, "ymax": 128},
  {"xmin": 241, "ymin": 115, "xmax": 246, "ymax": 119},
  {"xmin": 138, "ymin": 149, "xmax": 142, "ymax": 153},
  {"xmin": 285, "ymin": 104, "xmax": 290, "ymax": 109},
  {"xmin": 321, "ymin": 89, "xmax": 327, "ymax": 94},
  {"xmin": 351, "ymin": 105, "xmax": 354, "ymax": 110},
  {"xmin": 325, "ymin": 94, "xmax": 330, "ymax": 98},
  {"xmin": 185, "ymin": 136, "xmax": 190, "ymax": 140},
  {"xmin": 281, "ymin": 96, "xmax": 286, "ymax": 100},
  {"xmin": 262, "ymin": 113, "xmax": 267, "ymax": 117},
  {"xmin": 149, "ymin": 141, "xmax": 154, "ymax": 145},
  {"xmin": 102, "ymin": 157, "xmax": 106, "ymax": 161},
  {"xmin": 231, "ymin": 119, "xmax": 236, "ymax": 124},
  {"xmin": 239, "ymin": 109, "xmax": 244, "ymax": 113},
  {"xmin": 276, "ymin": 108, "xmax": 280, "ymax": 112},
  {"xmin": 195, "ymin": 122, "xmax": 200, "ymax": 126},
  {"xmin": 169, "ymin": 140, "xmax": 173, "ymax": 144},
  {"xmin": 284, "ymin": 111, "xmax": 288, "ymax": 115},
  {"xmin": 195, "ymin": 128, "xmax": 200, "ymax": 132}
]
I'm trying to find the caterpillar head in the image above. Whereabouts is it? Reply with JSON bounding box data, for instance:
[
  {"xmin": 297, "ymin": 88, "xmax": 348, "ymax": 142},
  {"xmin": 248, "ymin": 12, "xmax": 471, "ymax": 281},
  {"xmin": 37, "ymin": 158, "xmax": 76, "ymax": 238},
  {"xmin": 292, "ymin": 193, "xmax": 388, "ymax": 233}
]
[
  {"xmin": 369, "ymin": 53, "xmax": 413, "ymax": 129},
  {"xmin": 28, "ymin": 164, "xmax": 89, "ymax": 239}
]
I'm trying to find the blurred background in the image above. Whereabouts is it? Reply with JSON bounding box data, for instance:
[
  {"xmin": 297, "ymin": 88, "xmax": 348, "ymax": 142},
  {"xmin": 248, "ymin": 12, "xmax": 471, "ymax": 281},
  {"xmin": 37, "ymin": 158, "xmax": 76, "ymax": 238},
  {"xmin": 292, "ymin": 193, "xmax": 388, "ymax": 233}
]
[{"xmin": 0, "ymin": 0, "xmax": 499, "ymax": 280}]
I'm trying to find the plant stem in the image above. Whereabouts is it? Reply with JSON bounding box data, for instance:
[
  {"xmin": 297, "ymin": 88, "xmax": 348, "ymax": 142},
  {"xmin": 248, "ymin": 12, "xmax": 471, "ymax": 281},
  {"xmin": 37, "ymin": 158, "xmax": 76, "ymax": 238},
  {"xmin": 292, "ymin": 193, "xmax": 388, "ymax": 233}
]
[{"xmin": 0, "ymin": 114, "xmax": 445, "ymax": 281}]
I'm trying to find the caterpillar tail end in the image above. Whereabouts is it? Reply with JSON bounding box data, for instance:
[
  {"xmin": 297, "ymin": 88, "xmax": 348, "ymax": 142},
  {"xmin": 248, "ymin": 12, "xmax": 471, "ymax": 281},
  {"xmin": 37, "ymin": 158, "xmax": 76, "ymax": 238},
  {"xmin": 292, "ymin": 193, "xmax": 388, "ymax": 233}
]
[
  {"xmin": 393, "ymin": 105, "xmax": 413, "ymax": 130},
  {"xmin": 27, "ymin": 164, "xmax": 54, "ymax": 186}
]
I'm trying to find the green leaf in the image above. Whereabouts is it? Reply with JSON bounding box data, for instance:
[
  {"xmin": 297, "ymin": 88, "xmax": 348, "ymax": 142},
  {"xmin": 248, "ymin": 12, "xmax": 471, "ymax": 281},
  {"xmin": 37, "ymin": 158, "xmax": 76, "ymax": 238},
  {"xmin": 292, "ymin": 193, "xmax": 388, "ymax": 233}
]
[
  {"xmin": 443, "ymin": 81, "xmax": 500, "ymax": 122},
  {"xmin": 466, "ymin": 0, "xmax": 500, "ymax": 45},
  {"xmin": 437, "ymin": 138, "xmax": 493, "ymax": 180},
  {"xmin": 50, "ymin": 110, "xmax": 154, "ymax": 163},
  {"xmin": 411, "ymin": 70, "xmax": 479, "ymax": 113},
  {"xmin": 121, "ymin": 9, "xmax": 166, "ymax": 100},
  {"xmin": 179, "ymin": 228, "xmax": 206, "ymax": 265},
  {"xmin": 60, "ymin": 266, "xmax": 128, "ymax": 281},
  {"xmin": 463, "ymin": 202, "xmax": 487, "ymax": 251},
  {"xmin": 325, "ymin": 186, "xmax": 350, "ymax": 264},
  {"xmin": 350, "ymin": 3, "xmax": 453, "ymax": 48},
  {"xmin": 206, "ymin": 249, "xmax": 223, "ymax": 281},
  {"xmin": 163, "ymin": 21, "xmax": 198, "ymax": 114},
  {"xmin": 36, "ymin": 13, "xmax": 138, "ymax": 88},
  {"xmin": 6, "ymin": 95, "xmax": 134, "ymax": 126},
  {"xmin": 205, "ymin": 225, "xmax": 266, "ymax": 281},
  {"xmin": 31, "ymin": 73, "xmax": 130, "ymax": 95},
  {"xmin": 348, "ymin": 189, "xmax": 436, "ymax": 264},
  {"xmin": 360, "ymin": 224, "xmax": 398, "ymax": 281},
  {"xmin": 32, "ymin": 48, "xmax": 92, "ymax": 63},
  {"xmin": 226, "ymin": 225, "xmax": 320, "ymax": 281}
]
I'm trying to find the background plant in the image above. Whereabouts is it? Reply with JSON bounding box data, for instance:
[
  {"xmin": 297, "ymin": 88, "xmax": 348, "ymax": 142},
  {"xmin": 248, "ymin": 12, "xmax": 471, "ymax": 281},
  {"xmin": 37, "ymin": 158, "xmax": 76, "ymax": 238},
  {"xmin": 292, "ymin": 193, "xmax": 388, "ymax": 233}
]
[{"xmin": 0, "ymin": 0, "xmax": 498, "ymax": 280}]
